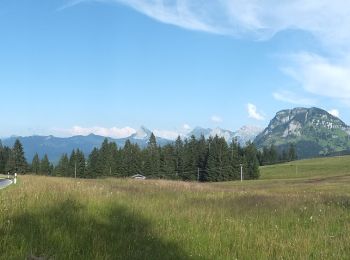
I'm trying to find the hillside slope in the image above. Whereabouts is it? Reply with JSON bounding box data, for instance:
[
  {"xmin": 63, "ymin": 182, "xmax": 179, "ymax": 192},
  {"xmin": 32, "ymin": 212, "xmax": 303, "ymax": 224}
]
[{"xmin": 254, "ymin": 107, "xmax": 350, "ymax": 158}]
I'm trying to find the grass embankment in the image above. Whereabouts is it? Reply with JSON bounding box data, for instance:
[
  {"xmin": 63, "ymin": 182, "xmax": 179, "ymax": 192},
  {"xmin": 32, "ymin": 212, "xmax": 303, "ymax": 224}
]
[{"xmin": 0, "ymin": 156, "xmax": 350, "ymax": 259}]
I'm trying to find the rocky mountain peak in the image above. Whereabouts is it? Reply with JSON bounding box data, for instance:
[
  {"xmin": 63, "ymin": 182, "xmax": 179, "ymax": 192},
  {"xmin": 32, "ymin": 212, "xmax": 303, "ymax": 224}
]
[{"xmin": 255, "ymin": 107, "xmax": 350, "ymax": 158}]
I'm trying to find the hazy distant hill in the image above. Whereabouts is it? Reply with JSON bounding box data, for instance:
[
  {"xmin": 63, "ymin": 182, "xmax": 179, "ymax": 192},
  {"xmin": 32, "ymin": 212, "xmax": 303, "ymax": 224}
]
[
  {"xmin": 1, "ymin": 126, "xmax": 171, "ymax": 163},
  {"xmin": 254, "ymin": 107, "xmax": 350, "ymax": 158}
]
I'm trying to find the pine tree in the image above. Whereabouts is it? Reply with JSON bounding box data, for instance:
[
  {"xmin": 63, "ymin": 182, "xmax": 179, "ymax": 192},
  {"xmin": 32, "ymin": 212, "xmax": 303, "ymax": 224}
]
[
  {"xmin": 31, "ymin": 153, "xmax": 40, "ymax": 175},
  {"xmin": 261, "ymin": 146, "xmax": 270, "ymax": 165},
  {"xmin": 69, "ymin": 150, "xmax": 77, "ymax": 177},
  {"xmin": 143, "ymin": 133, "xmax": 160, "ymax": 177},
  {"xmin": 288, "ymin": 143, "xmax": 297, "ymax": 161},
  {"xmin": 280, "ymin": 149, "xmax": 288, "ymax": 162},
  {"xmin": 1, "ymin": 146, "xmax": 11, "ymax": 174},
  {"xmin": 269, "ymin": 144, "xmax": 278, "ymax": 164},
  {"xmin": 159, "ymin": 144, "xmax": 176, "ymax": 179},
  {"xmin": 0, "ymin": 141, "xmax": 6, "ymax": 174},
  {"xmin": 243, "ymin": 142, "xmax": 260, "ymax": 180},
  {"xmin": 98, "ymin": 138, "xmax": 116, "ymax": 176},
  {"xmin": 196, "ymin": 135, "xmax": 208, "ymax": 181},
  {"xmin": 6, "ymin": 139, "xmax": 27, "ymax": 174},
  {"xmin": 207, "ymin": 136, "xmax": 231, "ymax": 181},
  {"xmin": 86, "ymin": 148, "xmax": 101, "ymax": 178},
  {"xmin": 55, "ymin": 153, "xmax": 69, "ymax": 177},
  {"xmin": 229, "ymin": 139, "xmax": 241, "ymax": 180},
  {"xmin": 174, "ymin": 136, "xmax": 184, "ymax": 179},
  {"xmin": 40, "ymin": 154, "xmax": 51, "ymax": 175},
  {"xmin": 121, "ymin": 140, "xmax": 142, "ymax": 177},
  {"xmin": 182, "ymin": 136, "xmax": 198, "ymax": 180},
  {"xmin": 108, "ymin": 142, "xmax": 119, "ymax": 176},
  {"xmin": 75, "ymin": 149, "xmax": 86, "ymax": 178}
]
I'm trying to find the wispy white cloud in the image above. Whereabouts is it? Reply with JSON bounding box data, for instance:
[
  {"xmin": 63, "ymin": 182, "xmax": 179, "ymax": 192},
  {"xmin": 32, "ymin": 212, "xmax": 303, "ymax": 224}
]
[
  {"xmin": 66, "ymin": 0, "xmax": 350, "ymax": 46},
  {"xmin": 328, "ymin": 109, "xmax": 340, "ymax": 118},
  {"xmin": 153, "ymin": 129, "xmax": 181, "ymax": 140},
  {"xmin": 58, "ymin": 0, "xmax": 88, "ymax": 11},
  {"xmin": 182, "ymin": 124, "xmax": 191, "ymax": 131},
  {"xmin": 282, "ymin": 52, "xmax": 350, "ymax": 101},
  {"xmin": 56, "ymin": 126, "xmax": 136, "ymax": 138},
  {"xmin": 211, "ymin": 115, "xmax": 223, "ymax": 123},
  {"xmin": 273, "ymin": 90, "xmax": 316, "ymax": 106},
  {"xmin": 56, "ymin": 124, "xmax": 192, "ymax": 140},
  {"xmin": 247, "ymin": 103, "xmax": 265, "ymax": 121},
  {"xmin": 65, "ymin": 0, "xmax": 350, "ymax": 105},
  {"xmin": 154, "ymin": 123, "xmax": 192, "ymax": 140}
]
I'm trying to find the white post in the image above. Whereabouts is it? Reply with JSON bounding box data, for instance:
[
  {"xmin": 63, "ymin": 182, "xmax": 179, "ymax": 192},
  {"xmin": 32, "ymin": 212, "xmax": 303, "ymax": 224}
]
[
  {"xmin": 240, "ymin": 164, "xmax": 243, "ymax": 182},
  {"xmin": 14, "ymin": 173, "xmax": 17, "ymax": 184}
]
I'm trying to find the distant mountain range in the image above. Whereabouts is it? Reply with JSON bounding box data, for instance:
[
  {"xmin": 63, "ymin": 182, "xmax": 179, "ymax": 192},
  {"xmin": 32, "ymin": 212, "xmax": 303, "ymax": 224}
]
[
  {"xmin": 254, "ymin": 107, "xmax": 350, "ymax": 158},
  {"xmin": 4, "ymin": 106, "xmax": 349, "ymax": 163},
  {"xmin": 188, "ymin": 125, "xmax": 263, "ymax": 145},
  {"xmin": 1, "ymin": 125, "xmax": 262, "ymax": 163}
]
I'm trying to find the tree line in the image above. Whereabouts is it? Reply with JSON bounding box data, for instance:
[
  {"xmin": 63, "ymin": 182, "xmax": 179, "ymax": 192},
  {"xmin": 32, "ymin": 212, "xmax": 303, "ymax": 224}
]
[
  {"xmin": 0, "ymin": 135, "xmax": 298, "ymax": 182},
  {"xmin": 52, "ymin": 134, "xmax": 261, "ymax": 181},
  {"xmin": 257, "ymin": 144, "xmax": 297, "ymax": 166}
]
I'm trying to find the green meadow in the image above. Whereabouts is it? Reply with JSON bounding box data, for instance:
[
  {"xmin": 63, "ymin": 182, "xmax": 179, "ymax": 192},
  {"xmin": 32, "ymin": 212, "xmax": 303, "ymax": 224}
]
[{"xmin": 1, "ymin": 156, "xmax": 350, "ymax": 259}]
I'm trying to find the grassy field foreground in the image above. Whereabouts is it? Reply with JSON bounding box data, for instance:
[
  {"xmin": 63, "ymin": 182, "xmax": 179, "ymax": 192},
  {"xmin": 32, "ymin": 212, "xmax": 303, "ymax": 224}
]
[{"xmin": 1, "ymin": 156, "xmax": 350, "ymax": 259}]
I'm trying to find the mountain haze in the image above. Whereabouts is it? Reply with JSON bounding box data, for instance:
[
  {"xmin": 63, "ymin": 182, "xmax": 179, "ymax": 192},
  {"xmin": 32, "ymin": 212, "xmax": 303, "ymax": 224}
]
[{"xmin": 1, "ymin": 127, "xmax": 171, "ymax": 163}]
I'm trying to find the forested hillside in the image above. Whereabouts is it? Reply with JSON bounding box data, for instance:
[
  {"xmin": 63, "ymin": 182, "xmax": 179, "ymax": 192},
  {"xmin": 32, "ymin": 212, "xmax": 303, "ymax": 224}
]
[{"xmin": 0, "ymin": 134, "xmax": 261, "ymax": 182}]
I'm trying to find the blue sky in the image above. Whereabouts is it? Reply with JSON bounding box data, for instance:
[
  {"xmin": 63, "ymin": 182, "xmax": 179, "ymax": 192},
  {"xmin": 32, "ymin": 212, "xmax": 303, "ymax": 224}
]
[{"xmin": 1, "ymin": 0, "xmax": 350, "ymax": 139}]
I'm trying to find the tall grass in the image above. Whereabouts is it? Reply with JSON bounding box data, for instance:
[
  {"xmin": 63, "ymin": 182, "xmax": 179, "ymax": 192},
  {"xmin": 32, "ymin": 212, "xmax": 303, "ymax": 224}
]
[{"xmin": 1, "ymin": 156, "xmax": 350, "ymax": 259}]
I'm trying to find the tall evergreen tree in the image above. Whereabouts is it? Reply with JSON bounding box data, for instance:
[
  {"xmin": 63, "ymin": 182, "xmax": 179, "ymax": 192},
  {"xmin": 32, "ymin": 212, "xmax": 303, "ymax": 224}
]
[
  {"xmin": 207, "ymin": 136, "xmax": 231, "ymax": 182},
  {"xmin": 6, "ymin": 139, "xmax": 27, "ymax": 174},
  {"xmin": 31, "ymin": 153, "xmax": 40, "ymax": 175},
  {"xmin": 108, "ymin": 142, "xmax": 119, "ymax": 176},
  {"xmin": 40, "ymin": 154, "xmax": 51, "ymax": 175},
  {"xmin": 86, "ymin": 148, "xmax": 101, "ymax": 178},
  {"xmin": 288, "ymin": 143, "xmax": 297, "ymax": 161},
  {"xmin": 143, "ymin": 133, "xmax": 160, "ymax": 177},
  {"xmin": 229, "ymin": 139, "xmax": 241, "ymax": 180},
  {"xmin": 75, "ymin": 149, "xmax": 86, "ymax": 178},
  {"xmin": 1, "ymin": 146, "xmax": 11, "ymax": 174},
  {"xmin": 182, "ymin": 136, "xmax": 200, "ymax": 180},
  {"xmin": 121, "ymin": 140, "xmax": 142, "ymax": 177},
  {"xmin": 55, "ymin": 153, "xmax": 69, "ymax": 177},
  {"xmin": 0, "ymin": 141, "xmax": 6, "ymax": 174},
  {"xmin": 243, "ymin": 142, "xmax": 260, "ymax": 180},
  {"xmin": 159, "ymin": 144, "xmax": 176, "ymax": 179},
  {"xmin": 98, "ymin": 138, "xmax": 115, "ymax": 176},
  {"xmin": 69, "ymin": 150, "xmax": 77, "ymax": 177},
  {"xmin": 174, "ymin": 136, "xmax": 184, "ymax": 178},
  {"xmin": 196, "ymin": 135, "xmax": 209, "ymax": 181},
  {"xmin": 269, "ymin": 144, "xmax": 278, "ymax": 164}
]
